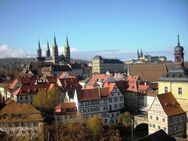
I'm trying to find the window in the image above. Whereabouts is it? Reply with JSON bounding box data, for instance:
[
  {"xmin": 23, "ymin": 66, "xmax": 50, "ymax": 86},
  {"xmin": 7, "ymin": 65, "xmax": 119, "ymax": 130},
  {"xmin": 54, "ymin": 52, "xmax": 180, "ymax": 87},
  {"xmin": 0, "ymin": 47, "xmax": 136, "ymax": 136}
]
[
  {"xmin": 158, "ymin": 125, "xmax": 161, "ymax": 129},
  {"xmin": 152, "ymin": 124, "xmax": 155, "ymax": 128},
  {"xmin": 114, "ymin": 97, "xmax": 118, "ymax": 102},
  {"xmin": 156, "ymin": 117, "xmax": 159, "ymax": 120},
  {"xmin": 164, "ymin": 87, "xmax": 168, "ymax": 93},
  {"xmin": 120, "ymin": 97, "xmax": 123, "ymax": 101},
  {"xmin": 20, "ymin": 96, "xmax": 22, "ymax": 100},
  {"xmin": 108, "ymin": 98, "xmax": 112, "ymax": 102},
  {"xmin": 25, "ymin": 96, "xmax": 28, "ymax": 100},
  {"xmin": 178, "ymin": 87, "xmax": 182, "ymax": 95},
  {"xmin": 114, "ymin": 104, "xmax": 118, "ymax": 108},
  {"xmin": 150, "ymin": 115, "xmax": 152, "ymax": 119},
  {"xmin": 162, "ymin": 118, "xmax": 165, "ymax": 122}
]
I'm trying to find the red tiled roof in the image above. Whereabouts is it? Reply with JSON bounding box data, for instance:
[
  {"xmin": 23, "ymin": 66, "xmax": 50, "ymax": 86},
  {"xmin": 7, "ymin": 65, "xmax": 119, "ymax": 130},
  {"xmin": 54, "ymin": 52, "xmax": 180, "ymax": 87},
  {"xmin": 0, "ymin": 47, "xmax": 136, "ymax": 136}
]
[
  {"xmin": 13, "ymin": 83, "xmax": 50, "ymax": 96},
  {"xmin": 138, "ymin": 85, "xmax": 150, "ymax": 93},
  {"xmin": 126, "ymin": 75, "xmax": 139, "ymax": 92},
  {"xmin": 59, "ymin": 71, "xmax": 76, "ymax": 79},
  {"xmin": 9, "ymin": 79, "xmax": 18, "ymax": 90},
  {"xmin": 87, "ymin": 74, "xmax": 112, "ymax": 86},
  {"xmin": 103, "ymin": 82, "xmax": 116, "ymax": 93},
  {"xmin": 78, "ymin": 87, "xmax": 109, "ymax": 100},
  {"xmin": 55, "ymin": 102, "xmax": 77, "ymax": 115},
  {"xmin": 157, "ymin": 92, "xmax": 185, "ymax": 116}
]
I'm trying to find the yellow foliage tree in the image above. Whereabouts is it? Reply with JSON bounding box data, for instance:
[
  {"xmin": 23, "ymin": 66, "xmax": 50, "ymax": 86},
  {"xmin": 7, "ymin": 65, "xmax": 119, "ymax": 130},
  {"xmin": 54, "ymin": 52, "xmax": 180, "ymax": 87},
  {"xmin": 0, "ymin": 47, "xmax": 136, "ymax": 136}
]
[
  {"xmin": 33, "ymin": 88, "xmax": 61, "ymax": 111},
  {"xmin": 86, "ymin": 116, "xmax": 103, "ymax": 140}
]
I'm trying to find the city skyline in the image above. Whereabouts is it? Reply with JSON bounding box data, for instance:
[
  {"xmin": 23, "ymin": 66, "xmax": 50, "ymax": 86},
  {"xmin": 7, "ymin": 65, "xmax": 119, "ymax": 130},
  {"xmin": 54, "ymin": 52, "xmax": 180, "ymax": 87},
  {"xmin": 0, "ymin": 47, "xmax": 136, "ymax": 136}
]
[{"xmin": 0, "ymin": 0, "xmax": 188, "ymax": 61}]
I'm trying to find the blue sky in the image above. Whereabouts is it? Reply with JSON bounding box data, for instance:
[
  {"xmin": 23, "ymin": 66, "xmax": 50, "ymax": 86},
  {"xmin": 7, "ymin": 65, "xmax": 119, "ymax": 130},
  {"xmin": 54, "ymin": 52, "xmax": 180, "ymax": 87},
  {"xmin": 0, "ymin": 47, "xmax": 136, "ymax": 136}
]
[{"xmin": 0, "ymin": 0, "xmax": 188, "ymax": 61}]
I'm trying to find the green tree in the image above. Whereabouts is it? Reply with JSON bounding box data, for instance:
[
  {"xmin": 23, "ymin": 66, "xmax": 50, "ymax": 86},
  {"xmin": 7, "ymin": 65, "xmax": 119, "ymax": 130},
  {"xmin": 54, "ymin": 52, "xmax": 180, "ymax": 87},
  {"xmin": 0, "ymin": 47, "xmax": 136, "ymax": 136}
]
[
  {"xmin": 118, "ymin": 112, "xmax": 132, "ymax": 127},
  {"xmin": 33, "ymin": 88, "xmax": 61, "ymax": 111}
]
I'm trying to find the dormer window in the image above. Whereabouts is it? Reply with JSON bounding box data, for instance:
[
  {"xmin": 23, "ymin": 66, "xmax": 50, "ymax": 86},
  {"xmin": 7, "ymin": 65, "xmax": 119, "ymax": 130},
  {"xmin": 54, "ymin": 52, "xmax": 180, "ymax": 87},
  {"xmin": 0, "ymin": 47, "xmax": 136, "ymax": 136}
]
[
  {"xmin": 164, "ymin": 87, "xmax": 168, "ymax": 93},
  {"xmin": 178, "ymin": 87, "xmax": 182, "ymax": 95}
]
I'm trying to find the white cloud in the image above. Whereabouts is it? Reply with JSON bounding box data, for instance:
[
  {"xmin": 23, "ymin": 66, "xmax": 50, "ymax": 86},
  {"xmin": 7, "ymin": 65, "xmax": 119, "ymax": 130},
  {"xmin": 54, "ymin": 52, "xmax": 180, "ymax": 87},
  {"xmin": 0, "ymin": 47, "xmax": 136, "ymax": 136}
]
[
  {"xmin": 70, "ymin": 48, "xmax": 77, "ymax": 53},
  {"xmin": 0, "ymin": 44, "xmax": 32, "ymax": 58}
]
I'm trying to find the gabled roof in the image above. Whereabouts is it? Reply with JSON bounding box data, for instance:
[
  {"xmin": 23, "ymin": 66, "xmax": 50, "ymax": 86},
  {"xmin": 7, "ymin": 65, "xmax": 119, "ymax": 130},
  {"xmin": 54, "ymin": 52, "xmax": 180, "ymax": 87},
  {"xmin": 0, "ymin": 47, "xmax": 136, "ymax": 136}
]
[
  {"xmin": 0, "ymin": 100, "xmax": 43, "ymax": 122},
  {"xmin": 113, "ymin": 73, "xmax": 126, "ymax": 81},
  {"xmin": 78, "ymin": 87, "xmax": 109, "ymax": 101},
  {"xmin": 126, "ymin": 75, "xmax": 139, "ymax": 92},
  {"xmin": 128, "ymin": 63, "xmax": 167, "ymax": 82},
  {"xmin": 157, "ymin": 92, "xmax": 185, "ymax": 116}
]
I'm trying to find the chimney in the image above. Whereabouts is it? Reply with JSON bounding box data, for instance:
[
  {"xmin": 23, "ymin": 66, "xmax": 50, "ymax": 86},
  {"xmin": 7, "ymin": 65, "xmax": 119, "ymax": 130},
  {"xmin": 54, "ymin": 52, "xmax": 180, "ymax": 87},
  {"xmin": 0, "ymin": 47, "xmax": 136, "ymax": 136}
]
[{"xmin": 98, "ymin": 87, "xmax": 101, "ymax": 98}]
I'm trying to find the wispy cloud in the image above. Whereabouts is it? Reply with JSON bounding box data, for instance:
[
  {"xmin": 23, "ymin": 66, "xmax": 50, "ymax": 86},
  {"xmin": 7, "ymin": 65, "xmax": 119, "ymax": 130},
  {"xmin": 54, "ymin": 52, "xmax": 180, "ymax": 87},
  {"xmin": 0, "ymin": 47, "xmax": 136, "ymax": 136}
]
[{"xmin": 0, "ymin": 44, "xmax": 33, "ymax": 58}]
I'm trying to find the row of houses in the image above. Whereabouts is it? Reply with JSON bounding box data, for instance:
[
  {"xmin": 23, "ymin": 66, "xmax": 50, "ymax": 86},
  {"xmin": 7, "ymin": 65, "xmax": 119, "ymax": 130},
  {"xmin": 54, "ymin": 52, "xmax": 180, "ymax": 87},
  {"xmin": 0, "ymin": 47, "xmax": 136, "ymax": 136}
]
[{"xmin": 0, "ymin": 63, "xmax": 188, "ymax": 138}]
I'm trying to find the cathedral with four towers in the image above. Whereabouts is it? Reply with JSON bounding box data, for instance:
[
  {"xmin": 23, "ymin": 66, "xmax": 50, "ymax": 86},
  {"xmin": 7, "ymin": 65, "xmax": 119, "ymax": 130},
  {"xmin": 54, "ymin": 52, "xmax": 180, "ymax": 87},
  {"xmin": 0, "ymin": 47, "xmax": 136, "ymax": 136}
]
[{"xmin": 36, "ymin": 35, "xmax": 71, "ymax": 65}]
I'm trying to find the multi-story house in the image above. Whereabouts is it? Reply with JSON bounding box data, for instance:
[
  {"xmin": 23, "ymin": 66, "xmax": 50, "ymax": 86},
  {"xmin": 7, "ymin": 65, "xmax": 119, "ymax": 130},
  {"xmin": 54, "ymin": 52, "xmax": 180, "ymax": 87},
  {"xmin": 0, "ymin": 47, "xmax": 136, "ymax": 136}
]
[
  {"xmin": 1, "ymin": 76, "xmax": 58, "ymax": 104},
  {"xmin": 54, "ymin": 102, "xmax": 78, "ymax": 123},
  {"xmin": 148, "ymin": 92, "xmax": 186, "ymax": 137},
  {"xmin": 55, "ymin": 81, "xmax": 124, "ymax": 124},
  {"xmin": 0, "ymin": 100, "xmax": 44, "ymax": 140},
  {"xmin": 124, "ymin": 75, "xmax": 154, "ymax": 113},
  {"xmin": 92, "ymin": 55, "xmax": 125, "ymax": 74}
]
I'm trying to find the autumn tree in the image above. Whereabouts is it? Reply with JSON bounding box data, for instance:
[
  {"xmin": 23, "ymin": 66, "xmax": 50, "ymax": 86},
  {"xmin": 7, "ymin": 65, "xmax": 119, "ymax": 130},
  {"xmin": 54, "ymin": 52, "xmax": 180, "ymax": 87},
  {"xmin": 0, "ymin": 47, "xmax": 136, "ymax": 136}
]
[
  {"xmin": 33, "ymin": 87, "xmax": 61, "ymax": 111},
  {"xmin": 86, "ymin": 116, "xmax": 103, "ymax": 141},
  {"xmin": 118, "ymin": 112, "xmax": 132, "ymax": 127}
]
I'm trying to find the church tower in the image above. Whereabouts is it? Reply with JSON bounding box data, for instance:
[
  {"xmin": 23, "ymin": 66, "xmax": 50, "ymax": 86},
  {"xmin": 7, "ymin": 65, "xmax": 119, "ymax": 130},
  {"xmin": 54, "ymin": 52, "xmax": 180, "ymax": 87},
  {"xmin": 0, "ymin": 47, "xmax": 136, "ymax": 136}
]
[
  {"xmin": 64, "ymin": 36, "xmax": 71, "ymax": 62},
  {"xmin": 174, "ymin": 34, "xmax": 184, "ymax": 67},
  {"xmin": 140, "ymin": 49, "xmax": 143, "ymax": 57},
  {"xmin": 52, "ymin": 35, "xmax": 59, "ymax": 64},
  {"xmin": 46, "ymin": 41, "xmax": 51, "ymax": 58},
  {"xmin": 137, "ymin": 49, "xmax": 140, "ymax": 60},
  {"xmin": 37, "ymin": 40, "xmax": 42, "ymax": 58}
]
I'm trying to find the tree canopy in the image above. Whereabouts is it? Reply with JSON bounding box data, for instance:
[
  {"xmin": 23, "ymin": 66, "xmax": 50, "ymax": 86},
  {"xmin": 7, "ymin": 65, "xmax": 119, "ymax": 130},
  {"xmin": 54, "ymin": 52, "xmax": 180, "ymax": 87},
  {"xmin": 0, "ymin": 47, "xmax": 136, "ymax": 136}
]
[{"xmin": 33, "ymin": 88, "xmax": 61, "ymax": 111}]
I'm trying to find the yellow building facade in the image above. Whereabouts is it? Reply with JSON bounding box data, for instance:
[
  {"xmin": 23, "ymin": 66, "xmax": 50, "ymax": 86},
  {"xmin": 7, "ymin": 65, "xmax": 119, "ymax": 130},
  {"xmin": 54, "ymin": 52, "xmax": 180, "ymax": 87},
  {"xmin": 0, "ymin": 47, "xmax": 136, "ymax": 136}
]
[{"xmin": 158, "ymin": 81, "xmax": 188, "ymax": 113}]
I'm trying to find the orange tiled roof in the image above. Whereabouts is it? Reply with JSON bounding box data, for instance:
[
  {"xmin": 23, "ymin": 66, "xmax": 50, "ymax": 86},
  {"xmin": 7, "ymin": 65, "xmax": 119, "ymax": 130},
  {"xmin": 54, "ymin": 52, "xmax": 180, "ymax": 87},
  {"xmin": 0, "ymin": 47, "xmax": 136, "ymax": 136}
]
[
  {"xmin": 87, "ymin": 74, "xmax": 112, "ymax": 86},
  {"xmin": 55, "ymin": 102, "xmax": 77, "ymax": 115},
  {"xmin": 9, "ymin": 79, "xmax": 18, "ymax": 90},
  {"xmin": 157, "ymin": 92, "xmax": 185, "ymax": 116},
  {"xmin": 59, "ymin": 71, "xmax": 76, "ymax": 79},
  {"xmin": 13, "ymin": 83, "xmax": 50, "ymax": 96},
  {"xmin": 103, "ymin": 82, "xmax": 116, "ymax": 93},
  {"xmin": 126, "ymin": 75, "xmax": 139, "ymax": 92},
  {"xmin": 78, "ymin": 87, "xmax": 110, "ymax": 100}
]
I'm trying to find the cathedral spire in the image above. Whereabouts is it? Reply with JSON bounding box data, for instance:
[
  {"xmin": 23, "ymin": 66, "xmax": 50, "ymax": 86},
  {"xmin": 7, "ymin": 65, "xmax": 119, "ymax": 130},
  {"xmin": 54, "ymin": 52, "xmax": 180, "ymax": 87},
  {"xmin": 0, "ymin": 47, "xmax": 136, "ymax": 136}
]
[
  {"xmin": 54, "ymin": 33, "xmax": 57, "ymax": 47},
  {"xmin": 137, "ymin": 49, "xmax": 140, "ymax": 59},
  {"xmin": 38, "ymin": 40, "xmax": 41, "ymax": 50},
  {"xmin": 177, "ymin": 34, "xmax": 180, "ymax": 46},
  {"xmin": 37, "ymin": 40, "xmax": 42, "ymax": 58},
  {"xmin": 140, "ymin": 49, "xmax": 143, "ymax": 57},
  {"xmin": 47, "ymin": 41, "xmax": 50, "ymax": 50},
  {"xmin": 64, "ymin": 36, "xmax": 71, "ymax": 63},
  {"xmin": 46, "ymin": 41, "xmax": 50, "ymax": 58},
  {"xmin": 66, "ymin": 36, "xmax": 70, "ymax": 47}
]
